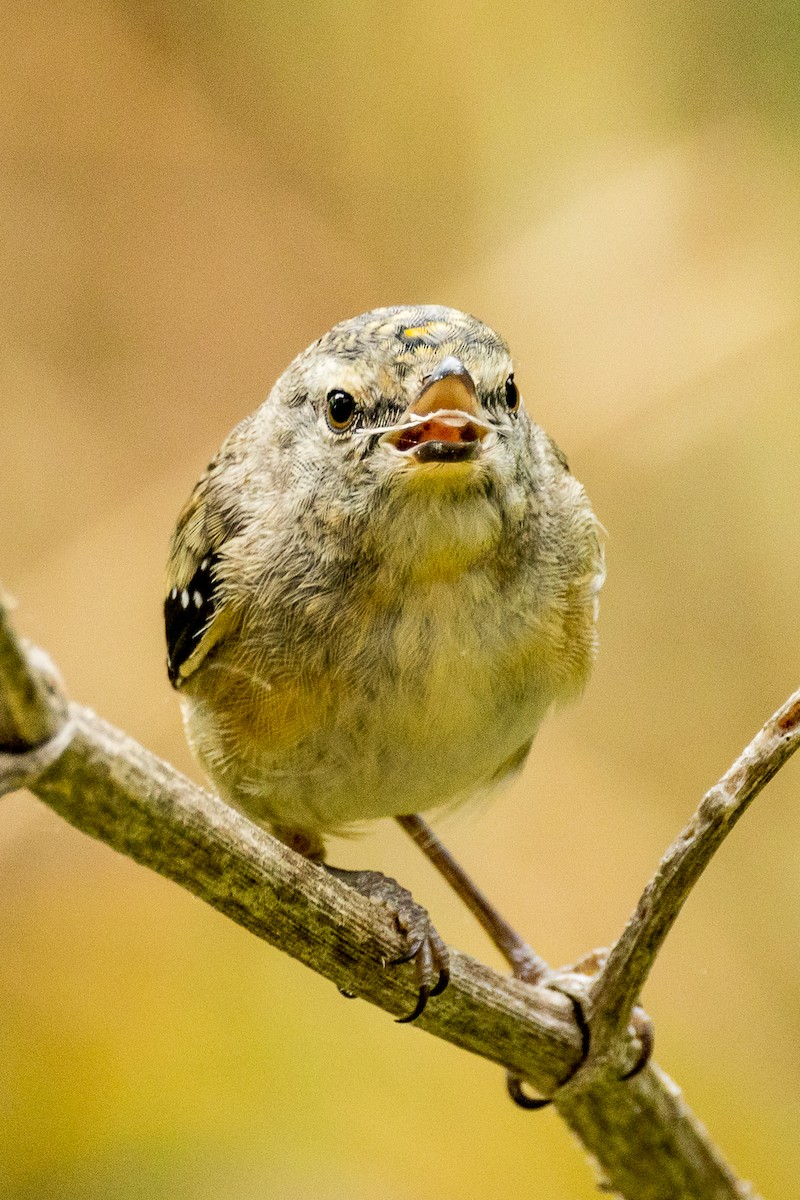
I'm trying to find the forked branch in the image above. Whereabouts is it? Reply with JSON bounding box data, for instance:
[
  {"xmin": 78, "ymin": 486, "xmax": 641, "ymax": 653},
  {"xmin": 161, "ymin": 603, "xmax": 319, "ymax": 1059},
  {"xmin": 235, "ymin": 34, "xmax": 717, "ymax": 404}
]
[{"xmin": 2, "ymin": 589, "xmax": 796, "ymax": 1200}]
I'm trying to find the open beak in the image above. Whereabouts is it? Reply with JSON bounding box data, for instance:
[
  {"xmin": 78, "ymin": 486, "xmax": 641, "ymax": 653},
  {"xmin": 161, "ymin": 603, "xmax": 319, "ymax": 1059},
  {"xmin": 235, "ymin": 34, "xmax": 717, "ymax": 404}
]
[{"xmin": 381, "ymin": 356, "xmax": 490, "ymax": 463}]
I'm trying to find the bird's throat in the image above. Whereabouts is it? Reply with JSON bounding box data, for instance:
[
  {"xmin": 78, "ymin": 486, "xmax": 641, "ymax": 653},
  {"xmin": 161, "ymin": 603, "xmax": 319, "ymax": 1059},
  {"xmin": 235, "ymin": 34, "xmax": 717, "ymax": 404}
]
[{"xmin": 375, "ymin": 489, "xmax": 503, "ymax": 587}]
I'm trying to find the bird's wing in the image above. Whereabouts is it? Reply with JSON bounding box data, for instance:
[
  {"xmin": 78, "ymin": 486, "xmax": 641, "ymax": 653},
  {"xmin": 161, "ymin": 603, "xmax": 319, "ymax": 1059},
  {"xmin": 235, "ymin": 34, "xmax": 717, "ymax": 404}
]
[{"xmin": 164, "ymin": 464, "xmax": 238, "ymax": 687}]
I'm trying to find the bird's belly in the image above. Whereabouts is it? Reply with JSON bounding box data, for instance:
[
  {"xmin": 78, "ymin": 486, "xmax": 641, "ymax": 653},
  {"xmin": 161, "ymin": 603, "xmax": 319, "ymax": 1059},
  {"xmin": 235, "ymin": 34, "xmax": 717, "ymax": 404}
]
[{"xmin": 190, "ymin": 579, "xmax": 556, "ymax": 836}]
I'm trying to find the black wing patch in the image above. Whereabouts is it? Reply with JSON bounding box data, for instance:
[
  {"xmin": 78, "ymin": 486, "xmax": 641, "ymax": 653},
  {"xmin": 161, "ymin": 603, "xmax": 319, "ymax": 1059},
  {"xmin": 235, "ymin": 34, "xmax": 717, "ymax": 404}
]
[{"xmin": 164, "ymin": 554, "xmax": 220, "ymax": 686}]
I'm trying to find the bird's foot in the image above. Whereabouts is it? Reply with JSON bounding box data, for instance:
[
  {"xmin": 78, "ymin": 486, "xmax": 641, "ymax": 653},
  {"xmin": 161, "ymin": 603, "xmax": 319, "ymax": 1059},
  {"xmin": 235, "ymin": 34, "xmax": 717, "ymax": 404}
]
[
  {"xmin": 506, "ymin": 978, "xmax": 591, "ymax": 1109},
  {"xmin": 326, "ymin": 864, "xmax": 450, "ymax": 1022},
  {"xmin": 324, "ymin": 866, "xmax": 450, "ymax": 1023},
  {"xmin": 551, "ymin": 951, "xmax": 655, "ymax": 1082},
  {"xmin": 506, "ymin": 955, "xmax": 655, "ymax": 1109}
]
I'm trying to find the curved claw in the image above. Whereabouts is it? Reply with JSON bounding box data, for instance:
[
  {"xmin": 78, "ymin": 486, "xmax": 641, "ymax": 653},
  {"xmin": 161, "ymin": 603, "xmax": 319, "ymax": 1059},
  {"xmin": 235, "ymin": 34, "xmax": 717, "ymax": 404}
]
[
  {"xmin": 389, "ymin": 937, "xmax": 425, "ymax": 967},
  {"xmin": 396, "ymin": 935, "xmax": 436, "ymax": 1022},
  {"xmin": 506, "ymin": 1073, "xmax": 553, "ymax": 1110},
  {"xmin": 620, "ymin": 1005, "xmax": 654, "ymax": 1081},
  {"xmin": 569, "ymin": 992, "xmax": 592, "ymax": 1061},
  {"xmin": 396, "ymin": 983, "xmax": 431, "ymax": 1024},
  {"xmin": 507, "ymin": 993, "xmax": 591, "ymax": 1111},
  {"xmin": 429, "ymin": 964, "xmax": 450, "ymax": 997},
  {"xmin": 394, "ymin": 931, "xmax": 450, "ymax": 1021}
]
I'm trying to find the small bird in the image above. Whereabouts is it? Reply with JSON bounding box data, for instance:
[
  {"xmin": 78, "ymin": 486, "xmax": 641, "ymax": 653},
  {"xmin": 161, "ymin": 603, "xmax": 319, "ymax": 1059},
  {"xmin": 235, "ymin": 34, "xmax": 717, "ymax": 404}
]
[{"xmin": 165, "ymin": 306, "xmax": 603, "ymax": 1021}]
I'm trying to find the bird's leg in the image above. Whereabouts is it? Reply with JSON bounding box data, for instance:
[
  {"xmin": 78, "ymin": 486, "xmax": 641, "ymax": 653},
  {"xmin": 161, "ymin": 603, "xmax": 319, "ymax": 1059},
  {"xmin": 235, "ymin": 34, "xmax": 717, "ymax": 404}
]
[
  {"xmin": 395, "ymin": 814, "xmax": 550, "ymax": 985},
  {"xmin": 396, "ymin": 815, "xmax": 653, "ymax": 1106},
  {"xmin": 322, "ymin": 866, "xmax": 450, "ymax": 1024}
]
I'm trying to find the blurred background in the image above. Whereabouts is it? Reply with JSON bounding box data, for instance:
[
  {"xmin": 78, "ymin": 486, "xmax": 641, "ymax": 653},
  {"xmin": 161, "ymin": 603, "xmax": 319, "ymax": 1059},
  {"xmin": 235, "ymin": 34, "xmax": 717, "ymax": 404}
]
[{"xmin": 2, "ymin": 1, "xmax": 799, "ymax": 1197}]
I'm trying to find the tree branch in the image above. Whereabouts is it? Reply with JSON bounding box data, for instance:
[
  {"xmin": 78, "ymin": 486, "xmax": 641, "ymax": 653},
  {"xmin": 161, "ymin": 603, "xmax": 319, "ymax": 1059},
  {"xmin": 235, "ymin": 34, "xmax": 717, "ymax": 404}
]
[{"xmin": 2, "ymin": 590, "xmax": 791, "ymax": 1199}]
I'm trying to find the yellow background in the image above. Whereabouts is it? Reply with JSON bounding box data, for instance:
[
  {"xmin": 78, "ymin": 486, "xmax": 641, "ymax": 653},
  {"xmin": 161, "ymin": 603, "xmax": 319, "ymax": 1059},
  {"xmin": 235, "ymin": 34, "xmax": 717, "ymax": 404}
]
[{"xmin": 2, "ymin": 2, "xmax": 799, "ymax": 1196}]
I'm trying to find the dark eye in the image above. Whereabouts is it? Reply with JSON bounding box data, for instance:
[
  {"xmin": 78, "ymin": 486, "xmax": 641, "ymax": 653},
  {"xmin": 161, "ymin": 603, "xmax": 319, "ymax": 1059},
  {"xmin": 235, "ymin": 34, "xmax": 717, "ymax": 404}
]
[
  {"xmin": 326, "ymin": 389, "xmax": 357, "ymax": 431},
  {"xmin": 504, "ymin": 374, "xmax": 520, "ymax": 414}
]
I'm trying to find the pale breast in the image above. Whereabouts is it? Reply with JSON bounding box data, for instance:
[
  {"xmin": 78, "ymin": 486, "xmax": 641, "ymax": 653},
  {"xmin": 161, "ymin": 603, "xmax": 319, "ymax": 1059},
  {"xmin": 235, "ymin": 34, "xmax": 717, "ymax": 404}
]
[{"xmin": 185, "ymin": 567, "xmax": 570, "ymax": 836}]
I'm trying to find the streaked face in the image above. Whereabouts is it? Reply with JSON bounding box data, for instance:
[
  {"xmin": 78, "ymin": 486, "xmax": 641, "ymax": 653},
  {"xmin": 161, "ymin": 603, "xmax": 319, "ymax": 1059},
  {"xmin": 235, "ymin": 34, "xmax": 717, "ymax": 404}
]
[
  {"xmin": 250, "ymin": 306, "xmax": 541, "ymax": 587},
  {"xmin": 277, "ymin": 305, "xmax": 531, "ymax": 491}
]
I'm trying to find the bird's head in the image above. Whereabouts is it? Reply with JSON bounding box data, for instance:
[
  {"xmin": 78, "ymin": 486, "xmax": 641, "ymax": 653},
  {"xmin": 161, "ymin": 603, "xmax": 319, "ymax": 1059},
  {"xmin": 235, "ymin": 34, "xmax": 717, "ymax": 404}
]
[
  {"xmin": 291, "ymin": 306, "xmax": 520, "ymax": 461},
  {"xmin": 253, "ymin": 307, "xmax": 544, "ymax": 578}
]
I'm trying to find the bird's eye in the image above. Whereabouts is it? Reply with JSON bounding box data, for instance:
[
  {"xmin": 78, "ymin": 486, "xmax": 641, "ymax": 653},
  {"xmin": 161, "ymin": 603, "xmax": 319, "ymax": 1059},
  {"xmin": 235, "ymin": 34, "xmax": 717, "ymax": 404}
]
[
  {"xmin": 504, "ymin": 374, "xmax": 520, "ymax": 414},
  {"xmin": 326, "ymin": 389, "xmax": 357, "ymax": 431}
]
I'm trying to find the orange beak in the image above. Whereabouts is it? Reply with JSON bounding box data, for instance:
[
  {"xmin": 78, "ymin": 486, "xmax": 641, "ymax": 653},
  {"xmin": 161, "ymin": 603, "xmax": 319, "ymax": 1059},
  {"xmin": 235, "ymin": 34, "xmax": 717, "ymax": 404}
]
[{"xmin": 382, "ymin": 357, "xmax": 489, "ymax": 463}]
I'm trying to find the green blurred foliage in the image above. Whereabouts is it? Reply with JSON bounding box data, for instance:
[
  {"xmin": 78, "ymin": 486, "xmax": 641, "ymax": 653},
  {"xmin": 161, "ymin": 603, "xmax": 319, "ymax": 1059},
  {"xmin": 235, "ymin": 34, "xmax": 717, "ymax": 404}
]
[{"xmin": 1, "ymin": 1, "xmax": 799, "ymax": 1197}]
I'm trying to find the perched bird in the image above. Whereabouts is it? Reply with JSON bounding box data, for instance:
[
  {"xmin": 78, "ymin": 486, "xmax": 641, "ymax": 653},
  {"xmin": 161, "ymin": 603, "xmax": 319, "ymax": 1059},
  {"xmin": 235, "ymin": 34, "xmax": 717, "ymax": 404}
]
[{"xmin": 165, "ymin": 305, "xmax": 603, "ymax": 1021}]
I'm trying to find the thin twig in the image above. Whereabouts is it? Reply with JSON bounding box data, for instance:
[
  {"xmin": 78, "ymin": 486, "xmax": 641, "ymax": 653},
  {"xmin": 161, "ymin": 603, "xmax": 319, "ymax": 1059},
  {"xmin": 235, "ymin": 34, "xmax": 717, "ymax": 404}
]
[{"xmin": 589, "ymin": 688, "xmax": 800, "ymax": 1059}]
